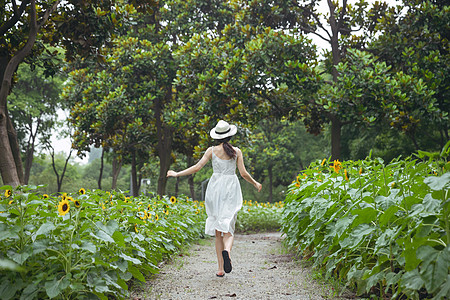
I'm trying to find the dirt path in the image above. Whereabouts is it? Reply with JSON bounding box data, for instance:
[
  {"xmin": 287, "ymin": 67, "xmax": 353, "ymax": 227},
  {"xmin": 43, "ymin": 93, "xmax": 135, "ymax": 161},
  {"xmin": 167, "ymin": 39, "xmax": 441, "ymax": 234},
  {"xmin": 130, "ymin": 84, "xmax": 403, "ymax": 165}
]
[{"xmin": 131, "ymin": 232, "xmax": 352, "ymax": 300}]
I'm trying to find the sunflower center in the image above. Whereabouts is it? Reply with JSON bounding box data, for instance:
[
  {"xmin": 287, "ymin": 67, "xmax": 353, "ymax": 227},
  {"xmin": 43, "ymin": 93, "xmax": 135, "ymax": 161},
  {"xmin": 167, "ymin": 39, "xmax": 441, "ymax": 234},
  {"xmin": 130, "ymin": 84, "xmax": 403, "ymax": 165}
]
[{"xmin": 62, "ymin": 203, "xmax": 68, "ymax": 211}]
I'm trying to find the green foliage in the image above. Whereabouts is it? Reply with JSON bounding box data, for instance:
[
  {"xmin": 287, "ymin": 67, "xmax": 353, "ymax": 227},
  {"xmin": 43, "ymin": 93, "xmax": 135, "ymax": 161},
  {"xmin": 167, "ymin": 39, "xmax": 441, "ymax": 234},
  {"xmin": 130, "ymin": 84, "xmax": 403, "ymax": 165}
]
[
  {"xmin": 371, "ymin": 0, "xmax": 450, "ymax": 144},
  {"xmin": 236, "ymin": 200, "xmax": 284, "ymax": 234},
  {"xmin": 8, "ymin": 59, "xmax": 66, "ymax": 149},
  {"xmin": 281, "ymin": 143, "xmax": 450, "ymax": 299},
  {"xmin": 246, "ymin": 119, "xmax": 328, "ymax": 202},
  {"xmin": 27, "ymin": 154, "xmax": 131, "ymax": 194},
  {"xmin": 0, "ymin": 187, "xmax": 206, "ymax": 299}
]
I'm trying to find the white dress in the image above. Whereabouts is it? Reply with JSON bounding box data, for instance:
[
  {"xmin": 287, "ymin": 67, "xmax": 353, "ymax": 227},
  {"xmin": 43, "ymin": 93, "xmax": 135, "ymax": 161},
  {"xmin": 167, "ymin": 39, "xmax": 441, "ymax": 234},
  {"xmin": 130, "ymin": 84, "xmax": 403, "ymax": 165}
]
[{"xmin": 204, "ymin": 147, "xmax": 243, "ymax": 236}]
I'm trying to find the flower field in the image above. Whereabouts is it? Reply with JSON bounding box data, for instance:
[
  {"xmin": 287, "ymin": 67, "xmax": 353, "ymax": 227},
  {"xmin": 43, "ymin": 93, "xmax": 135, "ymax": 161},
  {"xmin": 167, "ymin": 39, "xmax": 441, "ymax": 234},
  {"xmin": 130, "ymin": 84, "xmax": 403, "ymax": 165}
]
[
  {"xmin": 0, "ymin": 188, "xmax": 206, "ymax": 299},
  {"xmin": 281, "ymin": 144, "xmax": 450, "ymax": 299},
  {"xmin": 236, "ymin": 200, "xmax": 283, "ymax": 233},
  {"xmin": 0, "ymin": 183, "xmax": 283, "ymax": 299}
]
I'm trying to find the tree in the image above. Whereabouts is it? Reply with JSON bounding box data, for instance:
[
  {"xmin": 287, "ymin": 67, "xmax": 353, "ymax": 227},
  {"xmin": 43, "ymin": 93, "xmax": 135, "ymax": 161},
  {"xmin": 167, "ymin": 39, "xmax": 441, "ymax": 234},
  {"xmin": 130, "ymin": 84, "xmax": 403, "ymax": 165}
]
[
  {"xmin": 285, "ymin": 0, "xmax": 395, "ymax": 160},
  {"xmin": 8, "ymin": 58, "xmax": 66, "ymax": 184},
  {"xmin": 0, "ymin": 0, "xmax": 141, "ymax": 186},
  {"xmin": 370, "ymin": 0, "xmax": 450, "ymax": 148},
  {"xmin": 64, "ymin": 0, "xmax": 241, "ymax": 195}
]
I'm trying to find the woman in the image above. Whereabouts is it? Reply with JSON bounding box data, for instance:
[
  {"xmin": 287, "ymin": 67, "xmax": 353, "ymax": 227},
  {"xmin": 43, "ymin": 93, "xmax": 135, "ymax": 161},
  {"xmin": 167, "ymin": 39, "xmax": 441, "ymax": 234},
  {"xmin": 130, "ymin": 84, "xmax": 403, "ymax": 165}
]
[{"xmin": 167, "ymin": 120, "xmax": 262, "ymax": 277}]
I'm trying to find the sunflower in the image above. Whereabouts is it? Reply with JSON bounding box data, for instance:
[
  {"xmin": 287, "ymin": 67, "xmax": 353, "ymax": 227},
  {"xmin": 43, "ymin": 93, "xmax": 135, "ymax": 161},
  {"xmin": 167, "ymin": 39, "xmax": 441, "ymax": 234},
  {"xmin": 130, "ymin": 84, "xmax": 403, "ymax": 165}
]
[
  {"xmin": 195, "ymin": 209, "xmax": 199, "ymax": 214},
  {"xmin": 58, "ymin": 199, "xmax": 70, "ymax": 216},
  {"xmin": 321, "ymin": 158, "xmax": 326, "ymax": 166},
  {"xmin": 344, "ymin": 169, "xmax": 349, "ymax": 181},
  {"xmin": 331, "ymin": 160, "xmax": 342, "ymax": 174},
  {"xmin": 359, "ymin": 167, "xmax": 363, "ymax": 175},
  {"xmin": 79, "ymin": 188, "xmax": 86, "ymax": 195},
  {"xmin": 61, "ymin": 193, "xmax": 68, "ymax": 201},
  {"xmin": 74, "ymin": 199, "xmax": 81, "ymax": 208},
  {"xmin": 43, "ymin": 194, "xmax": 49, "ymax": 199},
  {"xmin": 155, "ymin": 214, "xmax": 159, "ymax": 221},
  {"xmin": 5, "ymin": 190, "xmax": 12, "ymax": 198},
  {"xmin": 170, "ymin": 196, "xmax": 177, "ymax": 204},
  {"xmin": 67, "ymin": 196, "xmax": 75, "ymax": 203}
]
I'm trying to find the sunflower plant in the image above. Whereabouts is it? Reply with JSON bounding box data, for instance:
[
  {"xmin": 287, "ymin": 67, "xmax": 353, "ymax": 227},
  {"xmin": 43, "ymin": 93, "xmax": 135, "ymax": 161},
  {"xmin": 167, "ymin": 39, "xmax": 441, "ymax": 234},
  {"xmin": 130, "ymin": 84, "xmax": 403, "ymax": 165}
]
[
  {"xmin": 282, "ymin": 141, "xmax": 450, "ymax": 299},
  {"xmin": 0, "ymin": 187, "xmax": 206, "ymax": 299},
  {"xmin": 236, "ymin": 200, "xmax": 284, "ymax": 233}
]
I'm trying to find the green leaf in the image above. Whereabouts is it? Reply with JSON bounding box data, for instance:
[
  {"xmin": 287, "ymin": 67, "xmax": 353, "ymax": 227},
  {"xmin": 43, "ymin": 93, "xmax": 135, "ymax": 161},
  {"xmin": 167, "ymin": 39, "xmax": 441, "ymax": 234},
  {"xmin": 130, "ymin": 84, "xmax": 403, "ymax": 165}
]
[
  {"xmin": 80, "ymin": 241, "xmax": 96, "ymax": 253},
  {"xmin": 90, "ymin": 231, "xmax": 115, "ymax": 244},
  {"xmin": 32, "ymin": 222, "xmax": 56, "ymax": 242},
  {"xmin": 340, "ymin": 224, "xmax": 375, "ymax": 249},
  {"xmin": 0, "ymin": 258, "xmax": 23, "ymax": 271},
  {"xmin": 401, "ymin": 269, "xmax": 425, "ymax": 290},
  {"xmin": 417, "ymin": 246, "xmax": 450, "ymax": 293},
  {"xmin": 424, "ymin": 173, "xmax": 450, "ymax": 191},
  {"xmin": 432, "ymin": 275, "xmax": 450, "ymax": 300},
  {"xmin": 379, "ymin": 205, "xmax": 399, "ymax": 227},
  {"xmin": 7, "ymin": 248, "xmax": 32, "ymax": 265},
  {"xmin": 0, "ymin": 224, "xmax": 19, "ymax": 242},
  {"xmin": 128, "ymin": 265, "xmax": 145, "ymax": 282},
  {"xmin": 119, "ymin": 253, "xmax": 141, "ymax": 265},
  {"xmin": 0, "ymin": 279, "xmax": 18, "ymax": 300},
  {"xmin": 112, "ymin": 231, "xmax": 125, "ymax": 248},
  {"xmin": 20, "ymin": 283, "xmax": 39, "ymax": 300},
  {"xmin": 44, "ymin": 276, "xmax": 70, "ymax": 299}
]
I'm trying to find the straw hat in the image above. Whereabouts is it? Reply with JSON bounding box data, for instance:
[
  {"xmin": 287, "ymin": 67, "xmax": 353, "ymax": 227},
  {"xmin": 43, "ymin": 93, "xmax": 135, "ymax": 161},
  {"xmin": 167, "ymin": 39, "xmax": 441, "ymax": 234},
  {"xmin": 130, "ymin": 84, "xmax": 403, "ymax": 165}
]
[{"xmin": 210, "ymin": 120, "xmax": 237, "ymax": 139}]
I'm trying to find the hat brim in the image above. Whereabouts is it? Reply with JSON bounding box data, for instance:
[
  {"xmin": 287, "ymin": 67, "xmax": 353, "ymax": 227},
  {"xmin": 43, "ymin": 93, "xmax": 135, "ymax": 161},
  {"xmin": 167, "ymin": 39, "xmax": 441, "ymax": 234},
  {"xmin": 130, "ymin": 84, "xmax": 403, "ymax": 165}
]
[{"xmin": 210, "ymin": 125, "xmax": 237, "ymax": 140}]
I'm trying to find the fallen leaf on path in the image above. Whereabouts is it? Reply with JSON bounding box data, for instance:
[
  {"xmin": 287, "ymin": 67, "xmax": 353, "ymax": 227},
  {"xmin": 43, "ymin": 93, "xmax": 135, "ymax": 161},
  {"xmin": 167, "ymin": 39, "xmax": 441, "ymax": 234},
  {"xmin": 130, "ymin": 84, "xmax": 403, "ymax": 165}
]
[
  {"xmin": 268, "ymin": 265, "xmax": 277, "ymax": 270},
  {"xmin": 225, "ymin": 293, "xmax": 237, "ymax": 297},
  {"xmin": 209, "ymin": 296, "xmax": 217, "ymax": 299}
]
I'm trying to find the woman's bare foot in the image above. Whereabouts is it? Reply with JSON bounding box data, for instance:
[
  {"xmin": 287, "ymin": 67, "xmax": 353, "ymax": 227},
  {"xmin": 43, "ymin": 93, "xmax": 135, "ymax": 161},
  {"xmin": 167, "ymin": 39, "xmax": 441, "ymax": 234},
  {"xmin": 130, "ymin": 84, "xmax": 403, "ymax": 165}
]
[{"xmin": 216, "ymin": 271, "xmax": 225, "ymax": 277}]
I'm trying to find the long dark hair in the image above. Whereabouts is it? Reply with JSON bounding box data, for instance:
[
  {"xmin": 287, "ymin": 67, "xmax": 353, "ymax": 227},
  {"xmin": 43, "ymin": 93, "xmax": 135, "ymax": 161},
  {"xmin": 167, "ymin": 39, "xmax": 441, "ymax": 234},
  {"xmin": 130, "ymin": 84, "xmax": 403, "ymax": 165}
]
[{"xmin": 215, "ymin": 137, "xmax": 236, "ymax": 159}]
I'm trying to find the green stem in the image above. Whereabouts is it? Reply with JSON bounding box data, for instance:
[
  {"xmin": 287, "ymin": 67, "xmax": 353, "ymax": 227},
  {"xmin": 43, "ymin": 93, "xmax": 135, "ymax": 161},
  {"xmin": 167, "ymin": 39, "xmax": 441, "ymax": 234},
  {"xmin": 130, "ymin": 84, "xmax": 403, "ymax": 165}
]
[{"xmin": 445, "ymin": 190, "xmax": 449, "ymax": 246}]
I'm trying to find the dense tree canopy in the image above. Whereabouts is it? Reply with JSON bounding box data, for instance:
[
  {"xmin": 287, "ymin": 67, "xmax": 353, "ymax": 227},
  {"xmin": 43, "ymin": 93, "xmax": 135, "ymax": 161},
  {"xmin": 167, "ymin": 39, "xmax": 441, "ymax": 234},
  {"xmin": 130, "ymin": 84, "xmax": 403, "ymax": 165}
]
[{"xmin": 1, "ymin": 0, "xmax": 448, "ymax": 195}]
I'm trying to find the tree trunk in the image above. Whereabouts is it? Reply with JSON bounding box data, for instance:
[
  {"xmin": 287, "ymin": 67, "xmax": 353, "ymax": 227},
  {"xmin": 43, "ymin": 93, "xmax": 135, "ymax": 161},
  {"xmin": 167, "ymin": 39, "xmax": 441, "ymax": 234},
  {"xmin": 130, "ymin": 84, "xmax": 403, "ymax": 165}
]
[
  {"xmin": 330, "ymin": 115, "xmax": 341, "ymax": 161},
  {"xmin": 49, "ymin": 145, "xmax": 72, "ymax": 193},
  {"xmin": 111, "ymin": 155, "xmax": 122, "ymax": 190},
  {"xmin": 7, "ymin": 115, "xmax": 24, "ymax": 184},
  {"xmin": 328, "ymin": 0, "xmax": 343, "ymax": 161},
  {"xmin": 24, "ymin": 119, "xmax": 40, "ymax": 184},
  {"xmin": 0, "ymin": 0, "xmax": 39, "ymax": 186},
  {"xmin": 157, "ymin": 128, "xmax": 172, "ymax": 196},
  {"xmin": 131, "ymin": 150, "xmax": 139, "ymax": 197},
  {"xmin": 0, "ymin": 109, "xmax": 20, "ymax": 187},
  {"xmin": 98, "ymin": 147, "xmax": 105, "ymax": 189},
  {"xmin": 155, "ymin": 90, "xmax": 173, "ymax": 195},
  {"xmin": 268, "ymin": 165, "xmax": 273, "ymax": 203}
]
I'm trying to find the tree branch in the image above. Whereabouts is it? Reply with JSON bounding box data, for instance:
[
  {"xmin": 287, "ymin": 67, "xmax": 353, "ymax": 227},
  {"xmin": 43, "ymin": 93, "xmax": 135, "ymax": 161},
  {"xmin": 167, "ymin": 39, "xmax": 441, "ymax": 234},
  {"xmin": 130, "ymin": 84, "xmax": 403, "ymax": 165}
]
[
  {"xmin": 337, "ymin": 0, "xmax": 348, "ymax": 31},
  {"xmin": 38, "ymin": 0, "xmax": 61, "ymax": 29},
  {"xmin": 0, "ymin": 0, "xmax": 30, "ymax": 37},
  {"xmin": 311, "ymin": 12, "xmax": 332, "ymax": 41},
  {"xmin": 298, "ymin": 25, "xmax": 331, "ymax": 43}
]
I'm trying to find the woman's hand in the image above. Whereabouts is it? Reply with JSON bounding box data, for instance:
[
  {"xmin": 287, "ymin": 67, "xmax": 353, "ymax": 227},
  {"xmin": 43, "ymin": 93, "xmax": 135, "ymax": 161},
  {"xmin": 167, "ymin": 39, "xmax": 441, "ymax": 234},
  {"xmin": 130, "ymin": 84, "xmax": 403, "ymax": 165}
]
[
  {"xmin": 167, "ymin": 170, "xmax": 178, "ymax": 177},
  {"xmin": 254, "ymin": 182, "xmax": 262, "ymax": 192}
]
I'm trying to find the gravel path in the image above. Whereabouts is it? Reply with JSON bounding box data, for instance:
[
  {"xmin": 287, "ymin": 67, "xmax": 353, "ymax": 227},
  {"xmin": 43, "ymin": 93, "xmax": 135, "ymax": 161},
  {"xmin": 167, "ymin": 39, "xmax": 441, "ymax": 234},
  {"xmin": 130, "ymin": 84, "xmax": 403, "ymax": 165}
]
[{"xmin": 131, "ymin": 232, "xmax": 354, "ymax": 300}]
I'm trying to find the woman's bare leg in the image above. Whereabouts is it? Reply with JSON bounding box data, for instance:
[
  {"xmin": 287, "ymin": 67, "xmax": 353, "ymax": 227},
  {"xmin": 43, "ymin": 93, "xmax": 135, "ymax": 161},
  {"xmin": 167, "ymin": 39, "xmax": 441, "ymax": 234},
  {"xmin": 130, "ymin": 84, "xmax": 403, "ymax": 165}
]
[
  {"xmin": 215, "ymin": 230, "xmax": 225, "ymax": 275},
  {"xmin": 223, "ymin": 232, "xmax": 234, "ymax": 256}
]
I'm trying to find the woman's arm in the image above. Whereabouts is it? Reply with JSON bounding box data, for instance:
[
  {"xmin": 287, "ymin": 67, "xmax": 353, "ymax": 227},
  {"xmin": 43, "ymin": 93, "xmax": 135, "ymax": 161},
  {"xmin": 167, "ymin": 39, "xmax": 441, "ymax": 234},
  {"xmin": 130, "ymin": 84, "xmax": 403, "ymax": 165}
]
[
  {"xmin": 167, "ymin": 147, "xmax": 213, "ymax": 178},
  {"xmin": 236, "ymin": 148, "xmax": 262, "ymax": 192}
]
